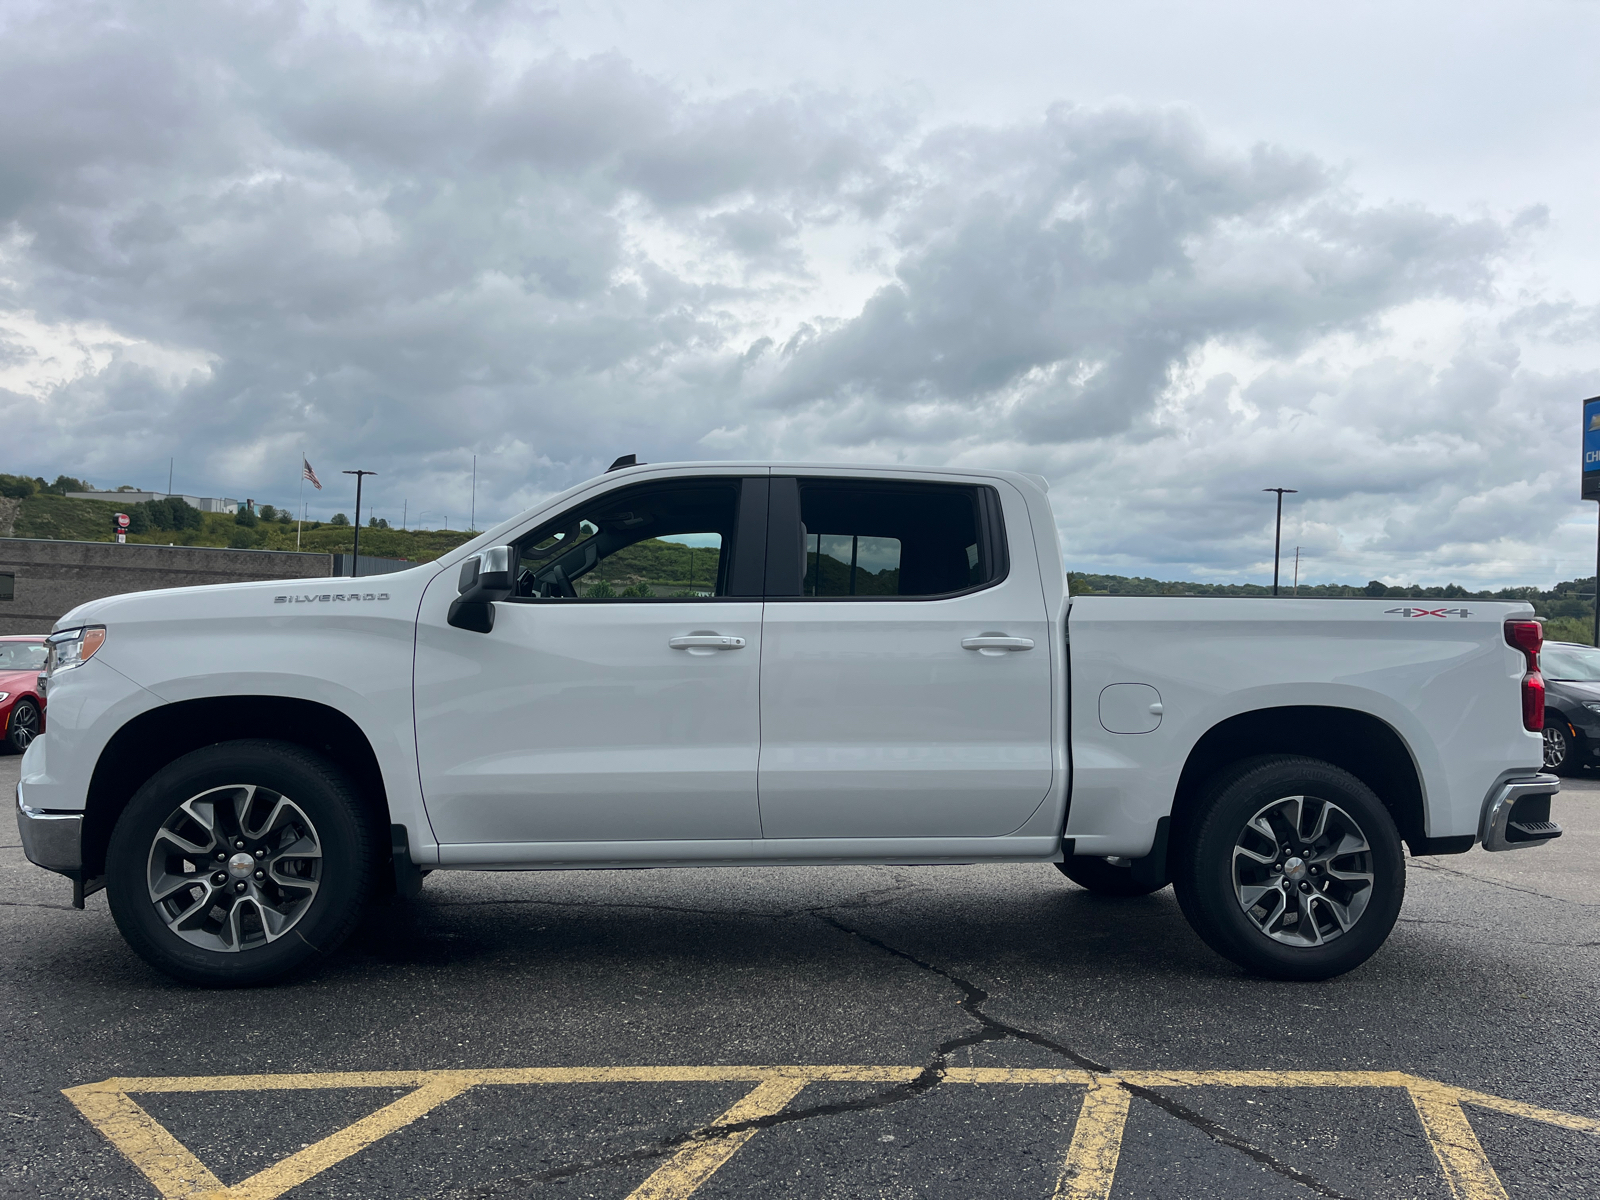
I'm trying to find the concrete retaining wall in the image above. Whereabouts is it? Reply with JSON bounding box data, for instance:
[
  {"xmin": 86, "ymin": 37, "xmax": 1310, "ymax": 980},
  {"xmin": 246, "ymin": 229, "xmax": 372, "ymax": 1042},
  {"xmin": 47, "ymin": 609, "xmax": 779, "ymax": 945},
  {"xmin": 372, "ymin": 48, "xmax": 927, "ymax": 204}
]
[{"xmin": 0, "ymin": 539, "xmax": 338, "ymax": 634}]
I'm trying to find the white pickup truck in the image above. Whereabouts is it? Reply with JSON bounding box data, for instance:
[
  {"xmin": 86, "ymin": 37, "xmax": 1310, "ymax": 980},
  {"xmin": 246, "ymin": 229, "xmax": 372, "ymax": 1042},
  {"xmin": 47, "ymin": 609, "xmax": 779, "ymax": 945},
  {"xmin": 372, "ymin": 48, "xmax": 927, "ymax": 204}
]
[{"xmin": 16, "ymin": 461, "xmax": 1562, "ymax": 986}]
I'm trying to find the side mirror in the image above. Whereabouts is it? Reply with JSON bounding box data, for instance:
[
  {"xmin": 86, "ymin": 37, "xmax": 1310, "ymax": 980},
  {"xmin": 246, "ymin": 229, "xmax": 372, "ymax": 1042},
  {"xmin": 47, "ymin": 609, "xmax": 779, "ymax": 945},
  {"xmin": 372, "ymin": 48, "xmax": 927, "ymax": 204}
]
[{"xmin": 448, "ymin": 546, "xmax": 514, "ymax": 633}]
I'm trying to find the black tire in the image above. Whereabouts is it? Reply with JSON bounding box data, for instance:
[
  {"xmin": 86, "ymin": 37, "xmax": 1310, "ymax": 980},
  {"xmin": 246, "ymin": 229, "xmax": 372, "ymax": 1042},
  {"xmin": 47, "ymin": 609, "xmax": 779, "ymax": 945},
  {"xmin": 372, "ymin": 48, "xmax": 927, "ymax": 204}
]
[
  {"xmin": 1172, "ymin": 755, "xmax": 1404, "ymax": 981},
  {"xmin": 6, "ymin": 698, "xmax": 41, "ymax": 753},
  {"xmin": 1544, "ymin": 718, "xmax": 1581, "ymax": 777},
  {"xmin": 1056, "ymin": 856, "xmax": 1166, "ymax": 897},
  {"xmin": 107, "ymin": 740, "xmax": 376, "ymax": 986}
]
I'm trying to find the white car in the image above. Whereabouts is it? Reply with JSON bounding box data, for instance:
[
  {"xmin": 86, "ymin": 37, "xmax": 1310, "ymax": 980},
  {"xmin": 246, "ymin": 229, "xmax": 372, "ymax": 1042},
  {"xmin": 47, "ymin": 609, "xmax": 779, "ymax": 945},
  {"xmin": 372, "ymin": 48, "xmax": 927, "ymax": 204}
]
[{"xmin": 16, "ymin": 461, "xmax": 1561, "ymax": 985}]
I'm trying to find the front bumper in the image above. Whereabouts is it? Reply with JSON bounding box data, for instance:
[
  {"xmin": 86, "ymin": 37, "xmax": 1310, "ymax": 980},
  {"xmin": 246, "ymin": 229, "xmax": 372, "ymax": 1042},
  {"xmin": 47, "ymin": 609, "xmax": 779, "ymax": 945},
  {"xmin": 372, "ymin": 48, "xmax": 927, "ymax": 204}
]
[
  {"xmin": 16, "ymin": 798, "xmax": 82, "ymax": 874},
  {"xmin": 1480, "ymin": 773, "xmax": 1562, "ymax": 851}
]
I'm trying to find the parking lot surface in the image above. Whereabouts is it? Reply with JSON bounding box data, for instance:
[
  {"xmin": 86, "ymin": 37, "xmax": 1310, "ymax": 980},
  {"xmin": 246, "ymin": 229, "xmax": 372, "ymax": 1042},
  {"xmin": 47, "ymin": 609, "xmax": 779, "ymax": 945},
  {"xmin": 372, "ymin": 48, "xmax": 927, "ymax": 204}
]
[{"xmin": 4, "ymin": 751, "xmax": 1599, "ymax": 1199}]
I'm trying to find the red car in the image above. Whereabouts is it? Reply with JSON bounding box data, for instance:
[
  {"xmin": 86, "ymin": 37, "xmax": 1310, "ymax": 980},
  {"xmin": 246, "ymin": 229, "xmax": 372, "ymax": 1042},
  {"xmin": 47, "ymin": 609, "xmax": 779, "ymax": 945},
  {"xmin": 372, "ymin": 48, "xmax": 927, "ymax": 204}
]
[{"xmin": 0, "ymin": 635, "xmax": 47, "ymax": 754}]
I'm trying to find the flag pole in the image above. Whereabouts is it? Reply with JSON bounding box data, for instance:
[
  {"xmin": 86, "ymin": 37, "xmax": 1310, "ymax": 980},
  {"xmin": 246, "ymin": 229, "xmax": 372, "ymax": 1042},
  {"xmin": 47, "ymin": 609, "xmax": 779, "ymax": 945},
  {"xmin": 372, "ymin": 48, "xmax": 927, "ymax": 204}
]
[{"xmin": 296, "ymin": 451, "xmax": 304, "ymax": 551}]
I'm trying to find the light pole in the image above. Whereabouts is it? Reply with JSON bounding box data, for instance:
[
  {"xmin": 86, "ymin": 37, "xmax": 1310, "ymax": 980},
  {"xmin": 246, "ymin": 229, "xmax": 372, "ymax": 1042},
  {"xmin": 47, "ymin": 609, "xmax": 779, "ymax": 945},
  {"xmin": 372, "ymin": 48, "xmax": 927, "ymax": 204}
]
[
  {"xmin": 343, "ymin": 469, "xmax": 376, "ymax": 577},
  {"xmin": 1263, "ymin": 488, "xmax": 1298, "ymax": 596}
]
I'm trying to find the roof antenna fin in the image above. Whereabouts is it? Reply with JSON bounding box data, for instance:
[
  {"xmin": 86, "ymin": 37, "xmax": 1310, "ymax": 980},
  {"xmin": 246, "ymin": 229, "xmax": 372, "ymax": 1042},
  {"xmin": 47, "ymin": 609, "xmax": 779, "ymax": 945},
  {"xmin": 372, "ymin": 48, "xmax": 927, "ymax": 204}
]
[{"xmin": 606, "ymin": 454, "xmax": 643, "ymax": 472}]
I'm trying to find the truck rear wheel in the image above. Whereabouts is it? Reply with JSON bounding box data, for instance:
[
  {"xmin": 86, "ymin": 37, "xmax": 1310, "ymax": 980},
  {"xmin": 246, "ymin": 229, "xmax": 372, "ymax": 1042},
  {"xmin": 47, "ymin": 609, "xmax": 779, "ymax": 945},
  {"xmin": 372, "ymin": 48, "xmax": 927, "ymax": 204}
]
[
  {"xmin": 1172, "ymin": 755, "xmax": 1404, "ymax": 981},
  {"xmin": 106, "ymin": 740, "xmax": 375, "ymax": 987},
  {"xmin": 1055, "ymin": 856, "xmax": 1165, "ymax": 897}
]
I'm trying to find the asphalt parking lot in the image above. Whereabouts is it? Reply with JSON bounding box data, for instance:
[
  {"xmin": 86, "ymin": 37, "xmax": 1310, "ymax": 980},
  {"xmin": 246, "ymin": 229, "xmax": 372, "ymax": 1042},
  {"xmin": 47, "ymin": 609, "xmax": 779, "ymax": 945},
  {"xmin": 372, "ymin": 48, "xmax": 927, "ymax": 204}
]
[{"xmin": 4, "ymin": 751, "xmax": 1598, "ymax": 1200}]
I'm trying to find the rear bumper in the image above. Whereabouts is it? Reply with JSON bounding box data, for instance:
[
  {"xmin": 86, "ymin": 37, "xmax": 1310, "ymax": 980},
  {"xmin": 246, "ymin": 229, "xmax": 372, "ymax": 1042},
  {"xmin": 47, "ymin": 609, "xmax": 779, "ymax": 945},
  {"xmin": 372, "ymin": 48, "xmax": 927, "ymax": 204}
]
[{"xmin": 1480, "ymin": 773, "xmax": 1562, "ymax": 851}]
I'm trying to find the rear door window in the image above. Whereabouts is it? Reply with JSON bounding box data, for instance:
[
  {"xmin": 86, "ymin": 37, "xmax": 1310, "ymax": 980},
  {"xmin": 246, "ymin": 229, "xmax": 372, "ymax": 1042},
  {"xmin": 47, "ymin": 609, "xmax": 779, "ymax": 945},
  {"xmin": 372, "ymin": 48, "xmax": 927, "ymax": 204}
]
[{"xmin": 788, "ymin": 480, "xmax": 1005, "ymax": 599}]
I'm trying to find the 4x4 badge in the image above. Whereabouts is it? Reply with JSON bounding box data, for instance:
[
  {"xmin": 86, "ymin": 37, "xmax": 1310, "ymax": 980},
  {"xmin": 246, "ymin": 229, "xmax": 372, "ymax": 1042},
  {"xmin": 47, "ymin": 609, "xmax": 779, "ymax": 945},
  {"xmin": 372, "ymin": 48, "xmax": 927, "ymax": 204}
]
[{"xmin": 1384, "ymin": 606, "xmax": 1471, "ymax": 618}]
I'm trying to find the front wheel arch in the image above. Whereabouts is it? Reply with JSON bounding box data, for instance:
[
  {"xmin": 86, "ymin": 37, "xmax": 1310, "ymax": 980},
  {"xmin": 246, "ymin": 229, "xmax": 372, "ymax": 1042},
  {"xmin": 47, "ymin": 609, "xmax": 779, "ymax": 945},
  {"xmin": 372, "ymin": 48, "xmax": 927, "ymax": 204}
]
[{"xmin": 83, "ymin": 697, "xmax": 392, "ymax": 886}]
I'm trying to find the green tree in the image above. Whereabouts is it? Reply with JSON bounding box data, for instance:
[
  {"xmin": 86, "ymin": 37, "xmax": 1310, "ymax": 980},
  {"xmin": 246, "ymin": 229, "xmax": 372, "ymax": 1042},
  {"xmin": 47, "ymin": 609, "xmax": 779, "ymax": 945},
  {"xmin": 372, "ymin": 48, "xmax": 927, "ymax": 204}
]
[
  {"xmin": 229, "ymin": 527, "xmax": 258, "ymax": 548},
  {"xmin": 130, "ymin": 495, "xmax": 204, "ymax": 532},
  {"xmin": 259, "ymin": 504, "xmax": 277, "ymax": 521},
  {"xmin": 47, "ymin": 475, "xmax": 93, "ymax": 495},
  {"xmin": 330, "ymin": 513, "xmax": 350, "ymax": 526},
  {"xmin": 621, "ymin": 582, "xmax": 655, "ymax": 598},
  {"xmin": 236, "ymin": 506, "xmax": 259, "ymax": 528},
  {"xmin": 585, "ymin": 579, "xmax": 615, "ymax": 598},
  {"xmin": 0, "ymin": 474, "xmax": 37, "ymax": 499},
  {"xmin": 1364, "ymin": 580, "xmax": 1388, "ymax": 597}
]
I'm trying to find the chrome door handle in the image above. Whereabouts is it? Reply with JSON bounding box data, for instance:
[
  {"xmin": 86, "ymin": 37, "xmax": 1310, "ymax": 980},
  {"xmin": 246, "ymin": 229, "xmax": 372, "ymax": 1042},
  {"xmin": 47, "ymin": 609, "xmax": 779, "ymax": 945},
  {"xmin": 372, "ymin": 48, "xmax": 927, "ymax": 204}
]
[
  {"xmin": 669, "ymin": 634, "xmax": 746, "ymax": 652},
  {"xmin": 961, "ymin": 636, "xmax": 1035, "ymax": 655}
]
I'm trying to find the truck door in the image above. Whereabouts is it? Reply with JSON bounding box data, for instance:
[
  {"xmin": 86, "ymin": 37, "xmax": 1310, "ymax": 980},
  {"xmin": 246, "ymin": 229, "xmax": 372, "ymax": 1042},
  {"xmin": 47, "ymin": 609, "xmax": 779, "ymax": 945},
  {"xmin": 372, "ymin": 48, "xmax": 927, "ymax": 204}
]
[
  {"xmin": 756, "ymin": 476, "xmax": 1054, "ymax": 839},
  {"xmin": 413, "ymin": 474, "xmax": 768, "ymax": 850}
]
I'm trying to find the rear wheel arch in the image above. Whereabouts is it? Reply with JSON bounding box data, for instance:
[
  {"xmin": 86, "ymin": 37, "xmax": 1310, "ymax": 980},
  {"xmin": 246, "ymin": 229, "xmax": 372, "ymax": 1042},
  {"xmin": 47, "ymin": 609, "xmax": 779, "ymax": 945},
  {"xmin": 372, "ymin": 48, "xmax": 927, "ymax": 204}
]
[
  {"xmin": 83, "ymin": 697, "xmax": 392, "ymax": 883},
  {"xmin": 1168, "ymin": 706, "xmax": 1429, "ymax": 854}
]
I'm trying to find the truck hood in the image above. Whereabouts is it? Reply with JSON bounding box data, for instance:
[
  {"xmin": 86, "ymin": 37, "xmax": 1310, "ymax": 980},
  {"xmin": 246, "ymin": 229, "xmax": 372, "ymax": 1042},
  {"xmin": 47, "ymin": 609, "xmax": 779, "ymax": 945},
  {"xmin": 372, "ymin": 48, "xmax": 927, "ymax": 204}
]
[{"xmin": 54, "ymin": 564, "xmax": 446, "ymax": 631}]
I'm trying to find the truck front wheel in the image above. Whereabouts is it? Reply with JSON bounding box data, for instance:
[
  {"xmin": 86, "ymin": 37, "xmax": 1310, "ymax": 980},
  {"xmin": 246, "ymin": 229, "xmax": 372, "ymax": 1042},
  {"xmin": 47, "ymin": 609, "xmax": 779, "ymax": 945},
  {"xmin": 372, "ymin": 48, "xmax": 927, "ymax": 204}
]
[
  {"xmin": 106, "ymin": 740, "xmax": 376, "ymax": 987},
  {"xmin": 1172, "ymin": 755, "xmax": 1404, "ymax": 981}
]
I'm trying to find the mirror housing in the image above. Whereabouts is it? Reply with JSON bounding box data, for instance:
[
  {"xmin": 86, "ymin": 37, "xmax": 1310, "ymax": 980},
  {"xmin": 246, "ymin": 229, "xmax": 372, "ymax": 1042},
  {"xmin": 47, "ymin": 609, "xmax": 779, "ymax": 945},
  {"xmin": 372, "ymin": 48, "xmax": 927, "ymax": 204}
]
[{"xmin": 448, "ymin": 546, "xmax": 513, "ymax": 633}]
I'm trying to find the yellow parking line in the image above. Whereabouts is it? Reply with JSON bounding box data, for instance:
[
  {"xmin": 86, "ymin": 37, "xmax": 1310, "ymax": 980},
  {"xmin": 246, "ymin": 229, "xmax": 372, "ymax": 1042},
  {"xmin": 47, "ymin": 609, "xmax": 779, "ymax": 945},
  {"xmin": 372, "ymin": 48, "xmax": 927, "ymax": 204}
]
[
  {"xmin": 203, "ymin": 1074, "xmax": 477, "ymax": 1200},
  {"xmin": 1447, "ymin": 1085, "xmax": 1600, "ymax": 1136},
  {"xmin": 1406, "ymin": 1081, "xmax": 1511, "ymax": 1200},
  {"xmin": 627, "ymin": 1077, "xmax": 812, "ymax": 1200},
  {"xmin": 62, "ymin": 1084, "xmax": 222, "ymax": 1199},
  {"xmin": 1054, "ymin": 1082, "xmax": 1130, "ymax": 1200},
  {"xmin": 63, "ymin": 1067, "xmax": 1599, "ymax": 1200}
]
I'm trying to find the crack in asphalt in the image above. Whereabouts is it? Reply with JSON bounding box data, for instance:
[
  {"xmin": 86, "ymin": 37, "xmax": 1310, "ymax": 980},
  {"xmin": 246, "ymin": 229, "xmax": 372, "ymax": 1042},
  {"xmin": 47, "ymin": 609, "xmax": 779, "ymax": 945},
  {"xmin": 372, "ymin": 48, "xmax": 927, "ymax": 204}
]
[
  {"xmin": 461, "ymin": 888, "xmax": 1351, "ymax": 1199},
  {"xmin": 1411, "ymin": 859, "xmax": 1599, "ymax": 907},
  {"xmin": 822, "ymin": 917, "xmax": 1357, "ymax": 1200},
  {"xmin": 0, "ymin": 899, "xmax": 77, "ymax": 911}
]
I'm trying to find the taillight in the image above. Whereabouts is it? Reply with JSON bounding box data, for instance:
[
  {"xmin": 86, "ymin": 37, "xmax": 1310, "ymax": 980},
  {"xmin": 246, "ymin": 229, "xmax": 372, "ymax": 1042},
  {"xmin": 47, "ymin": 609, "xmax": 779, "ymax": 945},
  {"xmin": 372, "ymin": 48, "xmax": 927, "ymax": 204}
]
[{"xmin": 1505, "ymin": 620, "xmax": 1544, "ymax": 732}]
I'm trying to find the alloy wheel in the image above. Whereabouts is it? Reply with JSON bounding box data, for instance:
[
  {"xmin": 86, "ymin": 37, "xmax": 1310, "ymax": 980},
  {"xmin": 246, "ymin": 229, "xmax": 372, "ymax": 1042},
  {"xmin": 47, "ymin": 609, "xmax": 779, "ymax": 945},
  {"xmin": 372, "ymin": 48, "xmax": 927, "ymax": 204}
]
[
  {"xmin": 145, "ymin": 784, "xmax": 323, "ymax": 952},
  {"xmin": 9, "ymin": 700, "xmax": 39, "ymax": 750},
  {"xmin": 1543, "ymin": 724, "xmax": 1568, "ymax": 771},
  {"xmin": 1232, "ymin": 794, "xmax": 1375, "ymax": 947}
]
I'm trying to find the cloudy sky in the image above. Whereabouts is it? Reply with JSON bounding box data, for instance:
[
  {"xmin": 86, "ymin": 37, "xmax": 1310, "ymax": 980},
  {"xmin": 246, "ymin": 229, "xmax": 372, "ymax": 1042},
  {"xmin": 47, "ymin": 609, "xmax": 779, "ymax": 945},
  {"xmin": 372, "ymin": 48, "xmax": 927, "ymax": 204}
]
[{"xmin": 3, "ymin": 0, "xmax": 1598, "ymax": 587}]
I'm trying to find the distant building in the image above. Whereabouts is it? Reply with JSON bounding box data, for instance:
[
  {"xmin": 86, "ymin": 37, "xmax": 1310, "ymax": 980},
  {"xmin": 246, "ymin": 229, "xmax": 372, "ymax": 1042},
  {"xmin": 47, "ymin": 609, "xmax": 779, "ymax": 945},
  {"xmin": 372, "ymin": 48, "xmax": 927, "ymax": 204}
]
[{"xmin": 66, "ymin": 491, "xmax": 240, "ymax": 514}]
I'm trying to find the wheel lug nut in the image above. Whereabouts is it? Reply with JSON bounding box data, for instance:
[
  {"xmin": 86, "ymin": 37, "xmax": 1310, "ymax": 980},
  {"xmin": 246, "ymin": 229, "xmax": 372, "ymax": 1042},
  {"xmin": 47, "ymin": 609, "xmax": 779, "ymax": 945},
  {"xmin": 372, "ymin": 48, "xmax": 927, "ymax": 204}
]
[
  {"xmin": 1300, "ymin": 881, "xmax": 1312, "ymax": 892},
  {"xmin": 216, "ymin": 852, "xmax": 226, "ymax": 861},
  {"xmin": 234, "ymin": 839, "xmax": 245, "ymax": 849},
  {"xmin": 254, "ymin": 849, "xmax": 265, "ymax": 859},
  {"xmin": 235, "ymin": 882, "xmax": 247, "ymax": 892},
  {"xmin": 254, "ymin": 870, "xmax": 265, "ymax": 880},
  {"xmin": 213, "ymin": 872, "xmax": 226, "ymax": 885}
]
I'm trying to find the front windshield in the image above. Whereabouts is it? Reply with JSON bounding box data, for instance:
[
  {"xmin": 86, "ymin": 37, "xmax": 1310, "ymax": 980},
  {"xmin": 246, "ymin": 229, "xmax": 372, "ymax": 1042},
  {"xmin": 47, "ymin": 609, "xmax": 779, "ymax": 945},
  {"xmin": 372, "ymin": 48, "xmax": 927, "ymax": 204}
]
[
  {"xmin": 1539, "ymin": 642, "xmax": 1600, "ymax": 681},
  {"xmin": 0, "ymin": 640, "xmax": 47, "ymax": 671}
]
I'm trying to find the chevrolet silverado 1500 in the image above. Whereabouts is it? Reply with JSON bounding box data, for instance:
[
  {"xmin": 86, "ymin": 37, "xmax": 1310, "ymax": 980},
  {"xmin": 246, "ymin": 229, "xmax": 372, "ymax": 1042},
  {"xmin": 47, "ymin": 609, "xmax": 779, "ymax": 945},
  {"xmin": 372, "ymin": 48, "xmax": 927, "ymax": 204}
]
[{"xmin": 16, "ymin": 461, "xmax": 1562, "ymax": 985}]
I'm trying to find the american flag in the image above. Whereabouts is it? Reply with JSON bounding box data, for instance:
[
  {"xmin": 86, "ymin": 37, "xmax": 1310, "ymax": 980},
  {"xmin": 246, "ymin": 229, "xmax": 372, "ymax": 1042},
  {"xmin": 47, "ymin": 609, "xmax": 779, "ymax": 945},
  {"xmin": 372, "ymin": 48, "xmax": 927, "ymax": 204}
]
[{"xmin": 302, "ymin": 458, "xmax": 323, "ymax": 490}]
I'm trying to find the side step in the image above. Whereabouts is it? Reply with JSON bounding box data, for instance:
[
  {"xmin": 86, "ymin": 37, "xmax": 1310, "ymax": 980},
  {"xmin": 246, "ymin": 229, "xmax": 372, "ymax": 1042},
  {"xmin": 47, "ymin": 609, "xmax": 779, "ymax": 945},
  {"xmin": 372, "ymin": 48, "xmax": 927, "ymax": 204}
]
[{"xmin": 1507, "ymin": 819, "xmax": 1562, "ymax": 844}]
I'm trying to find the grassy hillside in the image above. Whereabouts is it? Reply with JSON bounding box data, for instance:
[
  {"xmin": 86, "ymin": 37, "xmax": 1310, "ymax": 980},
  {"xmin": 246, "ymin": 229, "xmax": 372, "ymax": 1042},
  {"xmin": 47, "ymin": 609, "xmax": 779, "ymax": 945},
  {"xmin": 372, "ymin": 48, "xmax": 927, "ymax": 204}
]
[
  {"xmin": 7, "ymin": 492, "xmax": 476, "ymax": 563},
  {"xmin": 584, "ymin": 539, "xmax": 722, "ymax": 595},
  {"xmin": 10, "ymin": 492, "xmax": 128, "ymax": 541}
]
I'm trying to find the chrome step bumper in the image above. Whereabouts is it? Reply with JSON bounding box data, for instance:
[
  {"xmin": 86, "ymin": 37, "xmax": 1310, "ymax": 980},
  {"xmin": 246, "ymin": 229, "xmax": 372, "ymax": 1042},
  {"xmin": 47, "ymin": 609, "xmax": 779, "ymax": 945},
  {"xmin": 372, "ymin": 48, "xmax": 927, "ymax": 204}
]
[{"xmin": 1480, "ymin": 774, "xmax": 1562, "ymax": 852}]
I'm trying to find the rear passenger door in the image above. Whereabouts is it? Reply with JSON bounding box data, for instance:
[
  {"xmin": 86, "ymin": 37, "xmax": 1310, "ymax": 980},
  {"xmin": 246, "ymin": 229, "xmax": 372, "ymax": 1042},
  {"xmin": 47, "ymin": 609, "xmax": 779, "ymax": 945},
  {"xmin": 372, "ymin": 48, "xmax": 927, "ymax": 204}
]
[{"xmin": 756, "ymin": 476, "xmax": 1054, "ymax": 839}]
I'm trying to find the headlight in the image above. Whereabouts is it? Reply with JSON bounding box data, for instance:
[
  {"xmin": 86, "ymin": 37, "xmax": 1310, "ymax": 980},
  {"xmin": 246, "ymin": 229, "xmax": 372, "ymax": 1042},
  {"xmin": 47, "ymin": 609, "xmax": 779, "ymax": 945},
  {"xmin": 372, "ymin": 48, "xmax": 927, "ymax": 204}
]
[
  {"xmin": 1584, "ymin": 703, "xmax": 1600, "ymax": 715},
  {"xmin": 0, "ymin": 692, "xmax": 9, "ymax": 704},
  {"xmin": 46, "ymin": 626, "xmax": 106, "ymax": 676}
]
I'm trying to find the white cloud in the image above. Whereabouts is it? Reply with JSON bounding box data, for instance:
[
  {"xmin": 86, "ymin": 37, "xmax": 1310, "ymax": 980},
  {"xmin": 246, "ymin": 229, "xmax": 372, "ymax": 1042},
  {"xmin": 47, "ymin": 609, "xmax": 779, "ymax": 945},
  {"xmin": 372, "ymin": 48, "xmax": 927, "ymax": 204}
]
[{"xmin": 1, "ymin": 0, "xmax": 1597, "ymax": 588}]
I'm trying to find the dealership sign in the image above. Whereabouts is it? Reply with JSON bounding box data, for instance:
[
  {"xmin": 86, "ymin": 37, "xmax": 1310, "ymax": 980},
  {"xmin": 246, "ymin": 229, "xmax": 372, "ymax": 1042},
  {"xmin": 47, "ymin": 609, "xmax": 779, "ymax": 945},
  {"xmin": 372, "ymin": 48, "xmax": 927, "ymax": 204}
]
[{"xmin": 1585, "ymin": 396, "xmax": 1600, "ymax": 500}]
